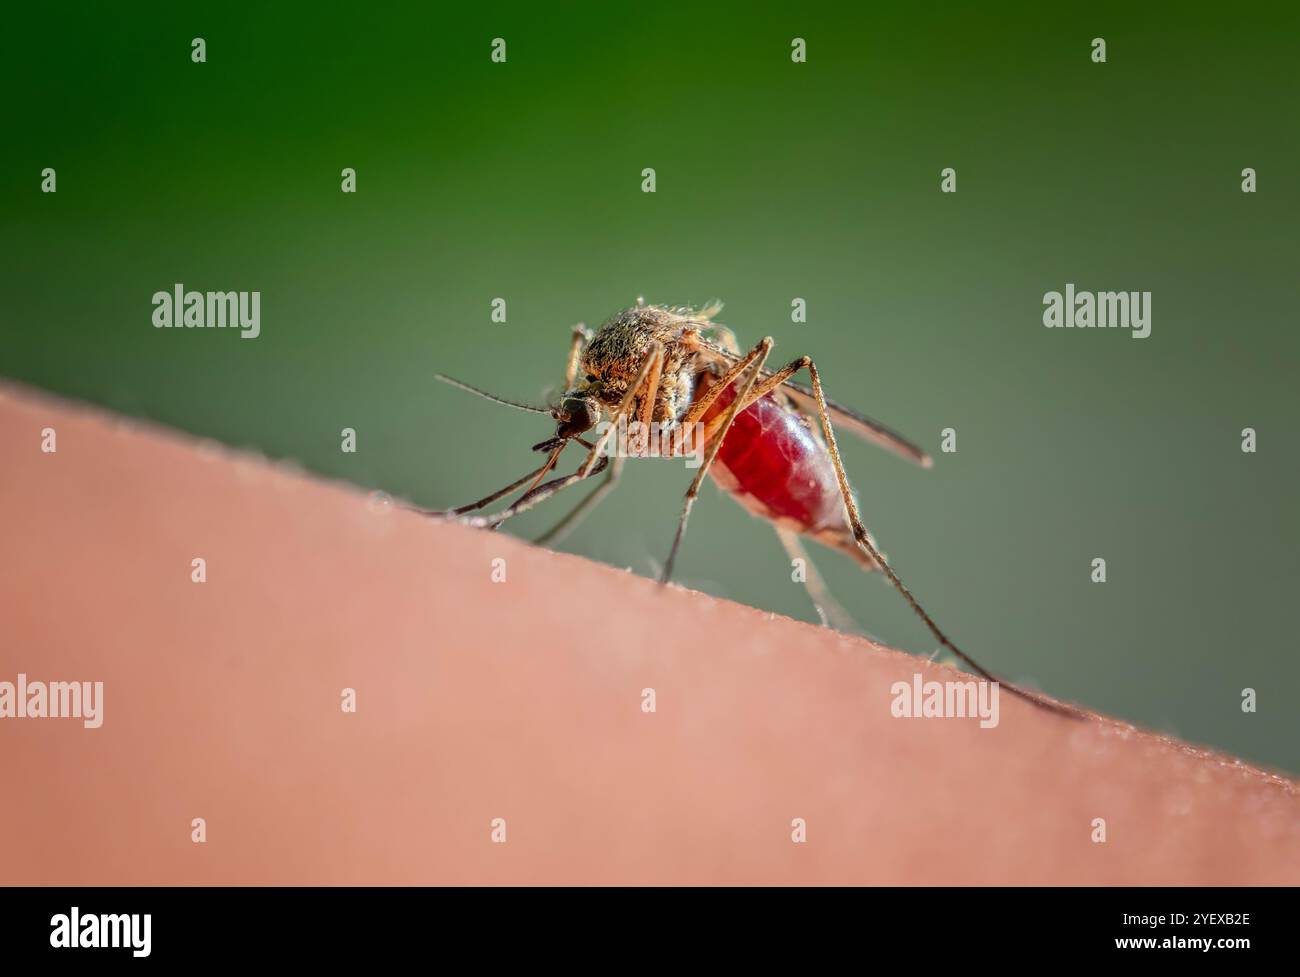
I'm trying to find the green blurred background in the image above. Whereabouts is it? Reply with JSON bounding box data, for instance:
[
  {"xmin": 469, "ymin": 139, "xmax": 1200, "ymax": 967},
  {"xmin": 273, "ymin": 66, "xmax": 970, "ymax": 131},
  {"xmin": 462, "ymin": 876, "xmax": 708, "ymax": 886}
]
[{"xmin": 3, "ymin": 3, "xmax": 1297, "ymax": 771}]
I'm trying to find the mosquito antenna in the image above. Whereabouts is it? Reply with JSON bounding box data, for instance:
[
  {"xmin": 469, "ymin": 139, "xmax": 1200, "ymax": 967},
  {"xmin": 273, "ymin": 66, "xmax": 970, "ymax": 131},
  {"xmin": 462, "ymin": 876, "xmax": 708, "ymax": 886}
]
[{"xmin": 435, "ymin": 374, "xmax": 551, "ymax": 415}]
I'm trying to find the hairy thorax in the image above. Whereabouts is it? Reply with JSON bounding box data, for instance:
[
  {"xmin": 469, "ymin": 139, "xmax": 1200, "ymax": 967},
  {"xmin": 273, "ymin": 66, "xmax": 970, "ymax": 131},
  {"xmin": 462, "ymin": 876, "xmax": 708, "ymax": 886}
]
[{"xmin": 580, "ymin": 305, "xmax": 715, "ymax": 425}]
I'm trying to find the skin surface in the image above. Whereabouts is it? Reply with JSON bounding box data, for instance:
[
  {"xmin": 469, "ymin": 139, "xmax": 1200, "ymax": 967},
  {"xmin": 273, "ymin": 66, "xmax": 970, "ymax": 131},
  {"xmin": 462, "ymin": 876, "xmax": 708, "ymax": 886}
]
[{"xmin": 1, "ymin": 383, "xmax": 1297, "ymax": 885}]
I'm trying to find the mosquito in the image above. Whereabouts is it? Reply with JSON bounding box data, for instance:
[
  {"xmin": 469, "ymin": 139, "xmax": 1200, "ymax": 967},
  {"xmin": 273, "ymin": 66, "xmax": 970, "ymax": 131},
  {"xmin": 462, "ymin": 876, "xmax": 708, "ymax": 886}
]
[{"xmin": 426, "ymin": 301, "xmax": 1074, "ymax": 716}]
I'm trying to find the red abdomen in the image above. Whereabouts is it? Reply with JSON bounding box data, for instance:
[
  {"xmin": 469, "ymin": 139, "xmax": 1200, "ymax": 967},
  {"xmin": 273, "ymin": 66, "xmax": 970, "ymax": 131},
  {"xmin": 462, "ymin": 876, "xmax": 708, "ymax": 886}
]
[{"xmin": 701, "ymin": 380, "xmax": 850, "ymax": 536}]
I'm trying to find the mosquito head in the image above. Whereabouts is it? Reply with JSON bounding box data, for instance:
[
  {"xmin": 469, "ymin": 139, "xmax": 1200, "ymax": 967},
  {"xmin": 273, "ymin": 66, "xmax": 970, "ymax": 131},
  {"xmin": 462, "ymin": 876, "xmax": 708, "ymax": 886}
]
[{"xmin": 552, "ymin": 393, "xmax": 600, "ymax": 440}]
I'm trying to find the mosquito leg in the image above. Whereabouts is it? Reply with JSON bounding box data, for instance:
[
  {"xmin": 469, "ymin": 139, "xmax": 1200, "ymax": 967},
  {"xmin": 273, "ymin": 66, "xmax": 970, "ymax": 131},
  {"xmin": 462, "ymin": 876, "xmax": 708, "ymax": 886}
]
[
  {"xmin": 802, "ymin": 359, "xmax": 1080, "ymax": 717},
  {"xmin": 578, "ymin": 341, "xmax": 664, "ymax": 478},
  {"xmin": 637, "ymin": 348, "xmax": 664, "ymax": 429},
  {"xmin": 518, "ymin": 441, "xmax": 566, "ymax": 500},
  {"xmin": 479, "ymin": 344, "xmax": 664, "ymax": 528},
  {"xmin": 699, "ymin": 355, "xmax": 811, "ymax": 443},
  {"xmin": 775, "ymin": 526, "xmax": 861, "ymax": 634},
  {"xmin": 464, "ymin": 456, "xmax": 610, "ymax": 529},
  {"xmin": 529, "ymin": 341, "xmax": 659, "ymax": 540},
  {"xmin": 661, "ymin": 337, "xmax": 773, "ymax": 584},
  {"xmin": 534, "ymin": 455, "xmax": 625, "ymax": 546},
  {"xmin": 564, "ymin": 323, "xmax": 591, "ymax": 390},
  {"xmin": 741, "ymin": 356, "xmax": 810, "ymax": 405},
  {"xmin": 405, "ymin": 461, "xmax": 552, "ymax": 517},
  {"xmin": 679, "ymin": 337, "xmax": 774, "ymax": 427}
]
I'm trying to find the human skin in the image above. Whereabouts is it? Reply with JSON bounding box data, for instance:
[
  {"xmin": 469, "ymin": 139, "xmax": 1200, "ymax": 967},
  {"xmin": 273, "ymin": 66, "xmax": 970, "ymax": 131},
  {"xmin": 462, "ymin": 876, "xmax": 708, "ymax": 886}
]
[{"xmin": 1, "ymin": 383, "xmax": 1297, "ymax": 885}]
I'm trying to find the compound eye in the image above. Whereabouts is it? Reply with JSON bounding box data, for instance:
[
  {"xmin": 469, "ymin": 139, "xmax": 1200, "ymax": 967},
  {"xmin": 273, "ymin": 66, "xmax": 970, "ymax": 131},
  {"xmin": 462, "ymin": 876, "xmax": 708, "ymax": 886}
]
[
  {"xmin": 585, "ymin": 373, "xmax": 598, "ymax": 383},
  {"xmin": 557, "ymin": 396, "xmax": 599, "ymax": 437}
]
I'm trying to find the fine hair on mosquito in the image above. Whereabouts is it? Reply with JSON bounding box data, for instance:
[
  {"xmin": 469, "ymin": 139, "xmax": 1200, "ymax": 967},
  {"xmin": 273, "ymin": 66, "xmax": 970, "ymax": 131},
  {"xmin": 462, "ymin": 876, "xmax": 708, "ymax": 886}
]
[{"xmin": 425, "ymin": 299, "xmax": 1078, "ymax": 718}]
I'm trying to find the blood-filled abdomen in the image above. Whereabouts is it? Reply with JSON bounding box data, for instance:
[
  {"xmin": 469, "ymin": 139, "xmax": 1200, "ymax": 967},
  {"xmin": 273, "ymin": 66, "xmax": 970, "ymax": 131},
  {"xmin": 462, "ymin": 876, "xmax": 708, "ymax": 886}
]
[{"xmin": 700, "ymin": 379, "xmax": 851, "ymax": 540}]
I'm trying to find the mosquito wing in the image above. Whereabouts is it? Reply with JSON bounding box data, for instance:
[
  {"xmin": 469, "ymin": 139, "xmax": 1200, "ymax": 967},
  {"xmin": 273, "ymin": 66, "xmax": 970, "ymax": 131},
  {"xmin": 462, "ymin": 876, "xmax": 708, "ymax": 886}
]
[{"xmin": 779, "ymin": 381, "xmax": 932, "ymax": 468}]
